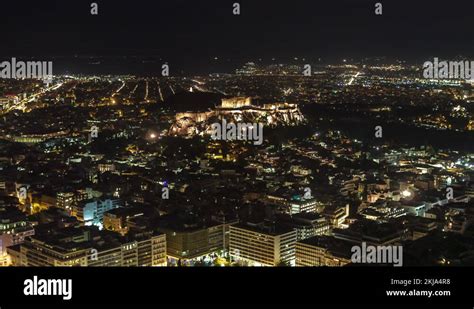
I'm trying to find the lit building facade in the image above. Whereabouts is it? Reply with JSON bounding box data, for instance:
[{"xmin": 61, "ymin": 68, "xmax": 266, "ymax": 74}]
[
  {"xmin": 295, "ymin": 236, "xmax": 352, "ymax": 267},
  {"xmin": 0, "ymin": 206, "xmax": 35, "ymax": 266},
  {"xmin": 229, "ymin": 223, "xmax": 297, "ymax": 266},
  {"xmin": 8, "ymin": 227, "xmax": 166, "ymax": 267},
  {"xmin": 71, "ymin": 198, "xmax": 121, "ymax": 228}
]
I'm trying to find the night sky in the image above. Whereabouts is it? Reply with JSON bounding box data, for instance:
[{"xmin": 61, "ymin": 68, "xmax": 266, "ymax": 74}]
[{"xmin": 1, "ymin": 0, "xmax": 473, "ymax": 74}]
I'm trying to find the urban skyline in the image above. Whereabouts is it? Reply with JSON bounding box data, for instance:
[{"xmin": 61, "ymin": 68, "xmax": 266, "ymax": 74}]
[{"xmin": 1, "ymin": 0, "xmax": 474, "ymax": 271}]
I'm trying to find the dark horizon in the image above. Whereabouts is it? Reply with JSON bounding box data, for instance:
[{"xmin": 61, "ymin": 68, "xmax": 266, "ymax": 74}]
[{"xmin": 1, "ymin": 0, "xmax": 473, "ymax": 74}]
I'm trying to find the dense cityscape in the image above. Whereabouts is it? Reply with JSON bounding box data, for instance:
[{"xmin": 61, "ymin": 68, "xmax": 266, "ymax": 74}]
[
  {"xmin": 3, "ymin": 0, "xmax": 474, "ymax": 306},
  {"xmin": 1, "ymin": 59, "xmax": 473, "ymax": 267}
]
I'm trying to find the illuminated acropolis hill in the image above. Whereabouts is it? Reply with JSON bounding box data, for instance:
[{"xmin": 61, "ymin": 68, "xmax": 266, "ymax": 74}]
[
  {"xmin": 219, "ymin": 97, "xmax": 299, "ymax": 112},
  {"xmin": 175, "ymin": 111, "xmax": 212, "ymax": 123},
  {"xmin": 169, "ymin": 97, "xmax": 305, "ymax": 136},
  {"xmin": 220, "ymin": 97, "xmax": 252, "ymax": 109}
]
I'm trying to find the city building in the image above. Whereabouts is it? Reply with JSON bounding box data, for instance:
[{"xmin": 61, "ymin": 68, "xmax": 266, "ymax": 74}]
[
  {"xmin": 295, "ymin": 235, "xmax": 353, "ymax": 266},
  {"xmin": 0, "ymin": 205, "xmax": 35, "ymax": 266},
  {"xmin": 277, "ymin": 212, "xmax": 331, "ymax": 240},
  {"xmin": 229, "ymin": 222, "xmax": 297, "ymax": 266},
  {"xmin": 71, "ymin": 198, "xmax": 121, "ymax": 228},
  {"xmin": 156, "ymin": 215, "xmax": 237, "ymax": 264},
  {"xmin": 288, "ymin": 198, "xmax": 320, "ymax": 215},
  {"xmin": 8, "ymin": 226, "xmax": 166, "ymax": 266},
  {"xmin": 332, "ymin": 219, "xmax": 405, "ymax": 246},
  {"xmin": 323, "ymin": 204, "xmax": 349, "ymax": 228}
]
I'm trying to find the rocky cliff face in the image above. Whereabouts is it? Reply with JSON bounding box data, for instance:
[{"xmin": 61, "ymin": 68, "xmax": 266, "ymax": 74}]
[{"xmin": 169, "ymin": 98, "xmax": 305, "ymax": 137}]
